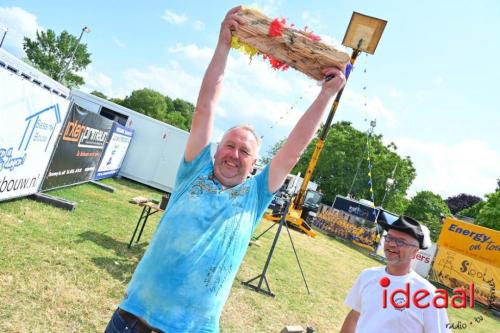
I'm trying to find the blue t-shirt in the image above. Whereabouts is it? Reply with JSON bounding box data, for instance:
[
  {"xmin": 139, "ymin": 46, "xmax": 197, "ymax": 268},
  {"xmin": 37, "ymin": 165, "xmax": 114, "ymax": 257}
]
[{"xmin": 120, "ymin": 144, "xmax": 275, "ymax": 332}]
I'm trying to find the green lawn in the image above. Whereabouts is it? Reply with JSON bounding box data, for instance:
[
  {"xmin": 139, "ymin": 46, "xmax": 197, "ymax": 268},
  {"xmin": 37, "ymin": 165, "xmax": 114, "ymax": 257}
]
[{"xmin": 0, "ymin": 178, "xmax": 497, "ymax": 332}]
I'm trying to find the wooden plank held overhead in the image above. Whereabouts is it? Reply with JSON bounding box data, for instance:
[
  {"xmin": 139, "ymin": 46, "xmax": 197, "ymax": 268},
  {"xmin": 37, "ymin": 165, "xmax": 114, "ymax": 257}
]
[{"xmin": 234, "ymin": 8, "xmax": 350, "ymax": 81}]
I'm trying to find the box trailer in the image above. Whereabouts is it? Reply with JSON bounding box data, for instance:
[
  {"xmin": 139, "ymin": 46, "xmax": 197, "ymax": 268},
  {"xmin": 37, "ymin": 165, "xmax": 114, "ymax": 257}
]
[
  {"xmin": 70, "ymin": 90, "xmax": 189, "ymax": 193},
  {"xmin": 0, "ymin": 48, "xmax": 69, "ymax": 98}
]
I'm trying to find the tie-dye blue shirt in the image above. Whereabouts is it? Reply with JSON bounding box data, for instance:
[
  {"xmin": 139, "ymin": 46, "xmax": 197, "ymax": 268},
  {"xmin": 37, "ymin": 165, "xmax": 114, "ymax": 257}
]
[{"xmin": 120, "ymin": 144, "xmax": 274, "ymax": 332}]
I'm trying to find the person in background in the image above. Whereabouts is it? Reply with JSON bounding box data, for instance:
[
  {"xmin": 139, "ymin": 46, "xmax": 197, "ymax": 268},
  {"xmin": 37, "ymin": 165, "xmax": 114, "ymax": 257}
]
[{"xmin": 340, "ymin": 216, "xmax": 450, "ymax": 333}]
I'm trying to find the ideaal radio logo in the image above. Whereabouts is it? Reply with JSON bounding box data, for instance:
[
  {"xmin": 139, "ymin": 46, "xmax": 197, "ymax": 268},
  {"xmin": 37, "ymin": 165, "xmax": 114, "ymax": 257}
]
[
  {"xmin": 379, "ymin": 277, "xmax": 475, "ymax": 310},
  {"xmin": 379, "ymin": 276, "xmax": 494, "ymax": 330}
]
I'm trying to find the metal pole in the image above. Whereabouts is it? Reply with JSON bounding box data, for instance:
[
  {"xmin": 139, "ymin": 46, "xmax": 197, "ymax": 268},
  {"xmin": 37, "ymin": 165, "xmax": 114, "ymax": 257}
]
[
  {"xmin": 59, "ymin": 26, "xmax": 89, "ymax": 82},
  {"xmin": 283, "ymin": 219, "xmax": 310, "ymax": 294},
  {"xmin": 242, "ymin": 200, "xmax": 291, "ymax": 297},
  {"xmin": 380, "ymin": 161, "xmax": 398, "ymax": 207},
  {"xmin": 0, "ymin": 28, "xmax": 8, "ymax": 48}
]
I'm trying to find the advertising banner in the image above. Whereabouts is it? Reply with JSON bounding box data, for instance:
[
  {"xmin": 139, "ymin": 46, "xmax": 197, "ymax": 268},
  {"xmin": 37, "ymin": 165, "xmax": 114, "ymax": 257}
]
[
  {"xmin": 411, "ymin": 243, "xmax": 437, "ymax": 278},
  {"xmin": 94, "ymin": 123, "xmax": 134, "ymax": 180},
  {"xmin": 0, "ymin": 69, "xmax": 70, "ymax": 201},
  {"xmin": 438, "ymin": 217, "xmax": 500, "ymax": 266},
  {"xmin": 41, "ymin": 104, "xmax": 113, "ymax": 190},
  {"xmin": 332, "ymin": 195, "xmax": 379, "ymax": 223},
  {"xmin": 430, "ymin": 246, "xmax": 499, "ymax": 309}
]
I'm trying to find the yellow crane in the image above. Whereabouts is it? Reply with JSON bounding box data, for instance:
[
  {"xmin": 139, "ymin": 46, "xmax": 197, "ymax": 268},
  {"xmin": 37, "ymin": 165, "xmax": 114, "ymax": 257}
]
[{"xmin": 264, "ymin": 12, "xmax": 387, "ymax": 237}]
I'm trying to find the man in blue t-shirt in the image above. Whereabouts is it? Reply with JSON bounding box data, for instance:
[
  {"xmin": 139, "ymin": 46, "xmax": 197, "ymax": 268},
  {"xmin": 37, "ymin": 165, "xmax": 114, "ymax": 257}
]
[{"xmin": 105, "ymin": 6, "xmax": 346, "ymax": 333}]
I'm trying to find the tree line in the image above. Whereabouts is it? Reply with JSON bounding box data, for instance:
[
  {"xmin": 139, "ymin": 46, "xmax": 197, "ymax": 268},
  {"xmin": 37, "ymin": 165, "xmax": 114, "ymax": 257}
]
[
  {"xmin": 263, "ymin": 122, "xmax": 499, "ymax": 239},
  {"xmin": 90, "ymin": 89, "xmax": 194, "ymax": 132}
]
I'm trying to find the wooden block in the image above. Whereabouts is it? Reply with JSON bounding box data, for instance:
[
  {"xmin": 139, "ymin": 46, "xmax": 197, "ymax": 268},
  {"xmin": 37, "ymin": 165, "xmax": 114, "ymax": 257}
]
[
  {"xmin": 129, "ymin": 196, "xmax": 149, "ymax": 204},
  {"xmin": 234, "ymin": 8, "xmax": 350, "ymax": 80}
]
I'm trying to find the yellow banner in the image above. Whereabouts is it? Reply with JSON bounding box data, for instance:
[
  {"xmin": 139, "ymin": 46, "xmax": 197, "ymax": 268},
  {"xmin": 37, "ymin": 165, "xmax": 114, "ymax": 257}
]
[
  {"xmin": 437, "ymin": 217, "xmax": 500, "ymax": 266},
  {"xmin": 430, "ymin": 247, "xmax": 499, "ymax": 308}
]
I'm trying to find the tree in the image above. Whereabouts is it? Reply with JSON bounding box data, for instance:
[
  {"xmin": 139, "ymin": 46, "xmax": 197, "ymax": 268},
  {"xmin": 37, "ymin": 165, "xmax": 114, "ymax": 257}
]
[
  {"xmin": 90, "ymin": 90, "xmax": 108, "ymax": 99},
  {"xmin": 285, "ymin": 121, "xmax": 416, "ymax": 206},
  {"xmin": 384, "ymin": 194, "xmax": 410, "ymax": 215},
  {"xmin": 404, "ymin": 191, "xmax": 451, "ymax": 241},
  {"xmin": 109, "ymin": 97, "xmax": 125, "ymax": 106},
  {"xmin": 476, "ymin": 191, "xmax": 500, "ymax": 230},
  {"xmin": 445, "ymin": 193, "xmax": 483, "ymax": 214},
  {"xmin": 171, "ymin": 98, "xmax": 195, "ymax": 130},
  {"xmin": 120, "ymin": 88, "xmax": 194, "ymax": 131},
  {"xmin": 122, "ymin": 89, "xmax": 168, "ymax": 120},
  {"xmin": 23, "ymin": 29, "xmax": 91, "ymax": 88},
  {"xmin": 458, "ymin": 201, "xmax": 485, "ymax": 219},
  {"xmin": 165, "ymin": 111, "xmax": 189, "ymax": 131}
]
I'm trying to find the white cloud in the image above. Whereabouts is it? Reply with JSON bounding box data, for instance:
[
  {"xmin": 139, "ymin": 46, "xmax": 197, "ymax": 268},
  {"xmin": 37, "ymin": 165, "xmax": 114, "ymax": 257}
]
[
  {"xmin": 81, "ymin": 65, "xmax": 114, "ymax": 96},
  {"xmin": 301, "ymin": 10, "xmax": 321, "ymax": 30},
  {"xmin": 161, "ymin": 9, "xmax": 187, "ymax": 24},
  {"xmin": 343, "ymin": 88, "xmax": 397, "ymax": 127},
  {"xmin": 112, "ymin": 36, "xmax": 126, "ymax": 49},
  {"xmin": 396, "ymin": 138, "xmax": 499, "ymax": 198},
  {"xmin": 0, "ymin": 7, "xmax": 42, "ymax": 57},
  {"xmin": 121, "ymin": 61, "xmax": 201, "ymax": 102},
  {"xmin": 249, "ymin": 0, "xmax": 285, "ymax": 16},
  {"xmin": 167, "ymin": 44, "xmax": 294, "ymax": 96},
  {"xmin": 192, "ymin": 20, "xmax": 205, "ymax": 31},
  {"xmin": 168, "ymin": 43, "xmax": 213, "ymax": 64}
]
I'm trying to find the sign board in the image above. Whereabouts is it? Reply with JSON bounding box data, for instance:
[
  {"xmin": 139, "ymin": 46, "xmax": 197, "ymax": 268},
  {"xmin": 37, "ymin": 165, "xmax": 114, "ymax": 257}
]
[
  {"xmin": 411, "ymin": 243, "xmax": 437, "ymax": 278},
  {"xmin": 438, "ymin": 217, "xmax": 500, "ymax": 266},
  {"xmin": 430, "ymin": 246, "xmax": 499, "ymax": 309},
  {"xmin": 94, "ymin": 123, "xmax": 134, "ymax": 180},
  {"xmin": 0, "ymin": 68, "xmax": 70, "ymax": 201},
  {"xmin": 41, "ymin": 104, "xmax": 113, "ymax": 190},
  {"xmin": 332, "ymin": 195, "xmax": 378, "ymax": 223}
]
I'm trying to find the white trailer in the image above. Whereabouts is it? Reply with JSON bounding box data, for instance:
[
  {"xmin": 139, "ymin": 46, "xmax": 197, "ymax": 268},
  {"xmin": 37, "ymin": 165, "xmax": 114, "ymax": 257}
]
[
  {"xmin": 0, "ymin": 49, "xmax": 69, "ymax": 98},
  {"xmin": 284, "ymin": 173, "xmax": 318, "ymax": 194},
  {"xmin": 70, "ymin": 90, "xmax": 189, "ymax": 193}
]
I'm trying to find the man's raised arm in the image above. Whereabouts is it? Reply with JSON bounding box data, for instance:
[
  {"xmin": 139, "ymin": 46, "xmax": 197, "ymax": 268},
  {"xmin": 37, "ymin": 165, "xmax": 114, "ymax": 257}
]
[
  {"xmin": 185, "ymin": 6, "xmax": 243, "ymax": 162},
  {"xmin": 268, "ymin": 67, "xmax": 346, "ymax": 192}
]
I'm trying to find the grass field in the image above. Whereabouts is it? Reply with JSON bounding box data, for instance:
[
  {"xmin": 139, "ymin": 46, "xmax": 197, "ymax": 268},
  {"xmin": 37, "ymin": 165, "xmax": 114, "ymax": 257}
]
[{"xmin": 0, "ymin": 178, "xmax": 498, "ymax": 332}]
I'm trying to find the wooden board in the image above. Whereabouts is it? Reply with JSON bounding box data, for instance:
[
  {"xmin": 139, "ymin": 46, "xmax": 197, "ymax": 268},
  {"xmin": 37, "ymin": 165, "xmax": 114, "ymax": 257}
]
[{"xmin": 234, "ymin": 8, "xmax": 350, "ymax": 80}]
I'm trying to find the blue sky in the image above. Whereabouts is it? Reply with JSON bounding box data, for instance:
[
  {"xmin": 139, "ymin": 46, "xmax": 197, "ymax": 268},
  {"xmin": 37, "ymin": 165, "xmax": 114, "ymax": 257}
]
[{"xmin": 1, "ymin": 0, "xmax": 499, "ymax": 200}]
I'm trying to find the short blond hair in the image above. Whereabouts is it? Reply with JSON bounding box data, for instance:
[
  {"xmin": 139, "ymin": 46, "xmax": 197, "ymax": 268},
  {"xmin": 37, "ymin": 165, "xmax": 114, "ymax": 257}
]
[{"xmin": 222, "ymin": 125, "xmax": 261, "ymax": 151}]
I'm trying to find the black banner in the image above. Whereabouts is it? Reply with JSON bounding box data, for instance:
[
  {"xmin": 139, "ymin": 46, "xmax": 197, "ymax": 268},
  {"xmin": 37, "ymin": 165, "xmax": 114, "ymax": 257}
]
[
  {"xmin": 332, "ymin": 195, "xmax": 379, "ymax": 223},
  {"xmin": 41, "ymin": 104, "xmax": 113, "ymax": 191}
]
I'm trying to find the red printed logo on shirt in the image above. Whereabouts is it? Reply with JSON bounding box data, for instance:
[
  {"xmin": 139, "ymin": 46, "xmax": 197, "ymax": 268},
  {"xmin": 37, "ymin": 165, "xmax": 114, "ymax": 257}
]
[{"xmin": 379, "ymin": 277, "xmax": 475, "ymax": 309}]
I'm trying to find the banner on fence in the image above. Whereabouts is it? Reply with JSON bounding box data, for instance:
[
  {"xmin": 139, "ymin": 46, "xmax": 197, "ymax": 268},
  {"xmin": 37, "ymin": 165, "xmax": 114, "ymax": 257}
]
[
  {"xmin": 94, "ymin": 123, "xmax": 134, "ymax": 180},
  {"xmin": 332, "ymin": 195, "xmax": 379, "ymax": 223},
  {"xmin": 0, "ymin": 69, "xmax": 70, "ymax": 201},
  {"xmin": 41, "ymin": 104, "xmax": 113, "ymax": 190}
]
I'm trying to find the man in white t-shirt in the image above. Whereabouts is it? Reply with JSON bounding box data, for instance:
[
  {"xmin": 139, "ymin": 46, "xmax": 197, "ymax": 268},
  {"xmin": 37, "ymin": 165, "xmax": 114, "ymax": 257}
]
[{"xmin": 340, "ymin": 216, "xmax": 450, "ymax": 333}]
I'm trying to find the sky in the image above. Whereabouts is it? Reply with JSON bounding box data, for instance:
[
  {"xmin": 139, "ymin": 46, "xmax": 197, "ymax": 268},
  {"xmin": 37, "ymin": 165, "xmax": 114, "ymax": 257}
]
[{"xmin": 1, "ymin": 0, "xmax": 499, "ymax": 201}]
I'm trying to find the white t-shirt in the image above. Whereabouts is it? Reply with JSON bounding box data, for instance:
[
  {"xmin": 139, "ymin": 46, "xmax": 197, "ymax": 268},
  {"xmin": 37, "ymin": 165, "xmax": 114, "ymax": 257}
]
[{"xmin": 345, "ymin": 267, "xmax": 450, "ymax": 333}]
